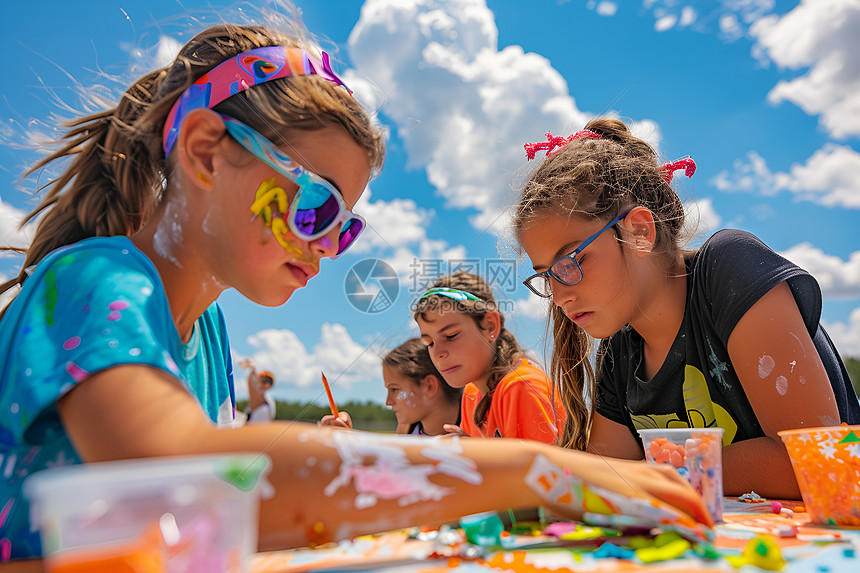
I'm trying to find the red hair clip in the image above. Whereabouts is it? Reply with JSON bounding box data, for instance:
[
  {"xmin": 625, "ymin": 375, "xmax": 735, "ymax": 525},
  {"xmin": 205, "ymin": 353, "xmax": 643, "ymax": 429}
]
[
  {"xmin": 524, "ymin": 130, "xmax": 601, "ymax": 160},
  {"xmin": 660, "ymin": 158, "xmax": 696, "ymax": 183}
]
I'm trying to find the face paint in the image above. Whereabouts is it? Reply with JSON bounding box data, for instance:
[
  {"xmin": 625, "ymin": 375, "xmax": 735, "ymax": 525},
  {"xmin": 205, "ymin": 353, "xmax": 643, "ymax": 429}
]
[{"xmin": 250, "ymin": 178, "xmax": 306, "ymax": 256}]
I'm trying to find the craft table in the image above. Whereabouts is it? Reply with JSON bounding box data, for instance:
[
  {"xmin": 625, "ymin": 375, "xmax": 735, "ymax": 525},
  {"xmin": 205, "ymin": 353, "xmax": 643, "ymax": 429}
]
[{"xmin": 249, "ymin": 498, "xmax": 860, "ymax": 572}]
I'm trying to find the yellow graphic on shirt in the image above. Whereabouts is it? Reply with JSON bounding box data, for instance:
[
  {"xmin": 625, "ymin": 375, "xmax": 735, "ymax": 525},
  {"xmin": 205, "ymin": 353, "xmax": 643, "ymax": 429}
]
[{"xmin": 630, "ymin": 365, "xmax": 737, "ymax": 446}]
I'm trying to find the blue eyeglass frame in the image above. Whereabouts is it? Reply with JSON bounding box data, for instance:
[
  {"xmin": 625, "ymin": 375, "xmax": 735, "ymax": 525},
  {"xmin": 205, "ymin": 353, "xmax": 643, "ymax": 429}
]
[
  {"xmin": 219, "ymin": 114, "xmax": 366, "ymax": 256},
  {"xmin": 522, "ymin": 209, "xmax": 632, "ymax": 298}
]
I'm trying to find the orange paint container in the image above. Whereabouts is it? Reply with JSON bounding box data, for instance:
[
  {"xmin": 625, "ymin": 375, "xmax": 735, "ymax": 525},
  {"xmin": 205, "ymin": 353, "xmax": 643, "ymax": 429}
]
[{"xmin": 779, "ymin": 425, "xmax": 860, "ymax": 527}]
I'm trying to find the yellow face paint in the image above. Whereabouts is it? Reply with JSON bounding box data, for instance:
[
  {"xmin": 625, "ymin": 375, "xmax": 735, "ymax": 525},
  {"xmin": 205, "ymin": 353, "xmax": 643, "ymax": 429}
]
[{"xmin": 250, "ymin": 178, "xmax": 307, "ymax": 257}]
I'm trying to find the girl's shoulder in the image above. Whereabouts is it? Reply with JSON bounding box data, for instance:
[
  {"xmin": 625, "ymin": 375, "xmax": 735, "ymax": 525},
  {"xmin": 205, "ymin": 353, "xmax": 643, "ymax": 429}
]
[
  {"xmin": 27, "ymin": 236, "xmax": 157, "ymax": 284},
  {"xmin": 497, "ymin": 358, "xmax": 551, "ymax": 391}
]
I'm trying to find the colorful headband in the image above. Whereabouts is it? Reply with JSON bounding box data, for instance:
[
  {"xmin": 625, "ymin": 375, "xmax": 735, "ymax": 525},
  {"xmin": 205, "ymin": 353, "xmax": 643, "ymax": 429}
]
[
  {"xmin": 524, "ymin": 130, "xmax": 602, "ymax": 160},
  {"xmin": 660, "ymin": 158, "xmax": 697, "ymax": 184},
  {"xmin": 163, "ymin": 46, "xmax": 352, "ymax": 156},
  {"xmin": 418, "ymin": 287, "xmax": 482, "ymax": 303}
]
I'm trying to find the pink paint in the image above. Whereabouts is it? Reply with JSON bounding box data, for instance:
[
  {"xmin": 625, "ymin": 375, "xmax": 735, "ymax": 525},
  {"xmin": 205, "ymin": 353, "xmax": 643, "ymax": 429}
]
[
  {"xmin": 108, "ymin": 300, "xmax": 129, "ymax": 311},
  {"xmin": 351, "ymin": 466, "xmax": 421, "ymax": 499},
  {"xmin": 0, "ymin": 498, "xmax": 13, "ymax": 527},
  {"xmin": 108, "ymin": 311, "xmax": 121, "ymax": 321},
  {"xmin": 318, "ymin": 236, "xmax": 333, "ymax": 250},
  {"xmin": 65, "ymin": 361, "xmax": 89, "ymax": 382},
  {"xmin": 1, "ymin": 538, "xmax": 10, "ymax": 562},
  {"xmin": 63, "ymin": 336, "xmax": 81, "ymax": 350}
]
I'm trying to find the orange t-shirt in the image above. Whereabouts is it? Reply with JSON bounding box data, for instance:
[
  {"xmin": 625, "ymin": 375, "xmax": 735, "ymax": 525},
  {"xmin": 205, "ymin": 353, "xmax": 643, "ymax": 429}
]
[{"xmin": 460, "ymin": 358, "xmax": 565, "ymax": 444}]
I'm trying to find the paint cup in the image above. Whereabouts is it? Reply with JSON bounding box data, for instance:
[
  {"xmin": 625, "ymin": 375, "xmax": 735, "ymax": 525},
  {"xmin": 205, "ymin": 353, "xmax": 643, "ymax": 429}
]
[
  {"xmin": 638, "ymin": 428, "xmax": 724, "ymax": 522},
  {"xmin": 459, "ymin": 511, "xmax": 504, "ymax": 547},
  {"xmin": 24, "ymin": 453, "xmax": 270, "ymax": 573},
  {"xmin": 779, "ymin": 425, "xmax": 860, "ymax": 526}
]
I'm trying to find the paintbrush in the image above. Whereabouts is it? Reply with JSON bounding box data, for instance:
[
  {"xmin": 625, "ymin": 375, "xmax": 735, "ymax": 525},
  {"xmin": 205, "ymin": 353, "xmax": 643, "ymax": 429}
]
[{"xmin": 321, "ymin": 371, "xmax": 339, "ymax": 418}]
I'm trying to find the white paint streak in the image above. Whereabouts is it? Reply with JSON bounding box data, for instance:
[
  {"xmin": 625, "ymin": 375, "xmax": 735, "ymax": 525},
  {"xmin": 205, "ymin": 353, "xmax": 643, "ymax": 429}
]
[
  {"xmin": 788, "ymin": 332, "xmax": 807, "ymax": 357},
  {"xmin": 789, "ymin": 360, "xmax": 796, "ymax": 372},
  {"xmin": 152, "ymin": 194, "xmax": 187, "ymax": 268},
  {"xmin": 758, "ymin": 355, "xmax": 776, "ymax": 378},
  {"xmin": 775, "ymin": 376, "xmax": 788, "ymax": 395},
  {"xmin": 323, "ymin": 432, "xmax": 482, "ymax": 509}
]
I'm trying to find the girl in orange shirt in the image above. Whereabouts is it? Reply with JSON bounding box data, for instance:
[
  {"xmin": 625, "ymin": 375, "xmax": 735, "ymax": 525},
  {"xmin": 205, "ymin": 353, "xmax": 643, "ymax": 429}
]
[{"xmin": 414, "ymin": 271, "xmax": 565, "ymax": 443}]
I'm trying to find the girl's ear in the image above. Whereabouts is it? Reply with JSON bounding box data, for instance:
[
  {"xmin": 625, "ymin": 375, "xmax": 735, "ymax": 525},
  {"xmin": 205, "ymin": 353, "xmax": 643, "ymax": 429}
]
[
  {"xmin": 173, "ymin": 108, "xmax": 227, "ymax": 191},
  {"xmin": 422, "ymin": 374, "xmax": 440, "ymax": 399},
  {"xmin": 481, "ymin": 310, "xmax": 502, "ymax": 341},
  {"xmin": 622, "ymin": 206, "xmax": 657, "ymax": 256}
]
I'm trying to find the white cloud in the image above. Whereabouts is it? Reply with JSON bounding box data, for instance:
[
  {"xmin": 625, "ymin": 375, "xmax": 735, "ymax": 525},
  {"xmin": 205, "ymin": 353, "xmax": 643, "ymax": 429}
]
[
  {"xmin": 711, "ymin": 145, "xmax": 860, "ymax": 209},
  {"xmin": 595, "ymin": 2, "xmax": 618, "ymax": 17},
  {"xmin": 385, "ymin": 239, "xmax": 469, "ymax": 289},
  {"xmin": 349, "ymin": 189, "xmax": 432, "ymax": 253},
  {"xmin": 679, "ymin": 6, "xmax": 698, "ymax": 27},
  {"xmin": 655, "ymin": 14, "xmax": 678, "ymax": 32},
  {"xmin": 0, "ymin": 194, "xmax": 36, "ymax": 252},
  {"xmin": 779, "ymin": 244, "xmax": 860, "ymax": 301},
  {"xmin": 347, "ymin": 0, "xmax": 591, "ymax": 235},
  {"xmin": 822, "ymin": 307, "xmax": 860, "ymax": 359},
  {"xmin": 511, "ymin": 294, "xmax": 550, "ymax": 321},
  {"xmin": 682, "ymin": 197, "xmax": 723, "ymax": 247},
  {"xmin": 750, "ymin": 0, "xmax": 860, "ymax": 139},
  {"xmin": 242, "ymin": 323, "xmax": 381, "ymax": 398}
]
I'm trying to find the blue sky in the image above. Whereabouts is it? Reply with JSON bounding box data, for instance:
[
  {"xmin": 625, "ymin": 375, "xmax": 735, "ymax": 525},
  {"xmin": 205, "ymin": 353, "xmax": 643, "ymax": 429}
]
[{"xmin": 1, "ymin": 0, "xmax": 858, "ymax": 408}]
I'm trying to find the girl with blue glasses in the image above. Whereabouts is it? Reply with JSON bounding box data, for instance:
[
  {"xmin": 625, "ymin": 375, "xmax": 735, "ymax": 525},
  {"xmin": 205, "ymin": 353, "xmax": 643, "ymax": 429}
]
[
  {"xmin": 0, "ymin": 23, "xmax": 712, "ymax": 565},
  {"xmin": 515, "ymin": 118, "xmax": 860, "ymax": 500}
]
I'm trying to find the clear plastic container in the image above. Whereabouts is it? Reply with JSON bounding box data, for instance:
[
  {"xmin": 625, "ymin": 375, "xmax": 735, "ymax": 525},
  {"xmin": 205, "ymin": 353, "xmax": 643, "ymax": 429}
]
[
  {"xmin": 779, "ymin": 425, "xmax": 860, "ymax": 526},
  {"xmin": 638, "ymin": 428, "xmax": 724, "ymax": 522},
  {"xmin": 23, "ymin": 453, "xmax": 271, "ymax": 573}
]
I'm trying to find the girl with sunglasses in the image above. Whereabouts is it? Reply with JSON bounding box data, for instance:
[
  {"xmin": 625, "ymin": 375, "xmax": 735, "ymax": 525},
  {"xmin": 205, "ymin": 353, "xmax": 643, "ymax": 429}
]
[
  {"xmin": 414, "ymin": 271, "xmax": 566, "ymax": 443},
  {"xmin": 0, "ymin": 24, "xmax": 713, "ymax": 565},
  {"xmin": 514, "ymin": 118, "xmax": 860, "ymax": 500}
]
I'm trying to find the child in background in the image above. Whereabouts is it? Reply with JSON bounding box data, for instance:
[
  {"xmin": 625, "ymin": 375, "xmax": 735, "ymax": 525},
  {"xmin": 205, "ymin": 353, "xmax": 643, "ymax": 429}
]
[
  {"xmin": 414, "ymin": 271, "xmax": 566, "ymax": 443},
  {"xmin": 240, "ymin": 360, "xmax": 277, "ymax": 423},
  {"xmin": 318, "ymin": 338, "xmax": 462, "ymax": 435},
  {"xmin": 514, "ymin": 119, "xmax": 860, "ymax": 499},
  {"xmin": 0, "ymin": 24, "xmax": 712, "ymax": 564},
  {"xmin": 384, "ymin": 338, "xmax": 463, "ymax": 436}
]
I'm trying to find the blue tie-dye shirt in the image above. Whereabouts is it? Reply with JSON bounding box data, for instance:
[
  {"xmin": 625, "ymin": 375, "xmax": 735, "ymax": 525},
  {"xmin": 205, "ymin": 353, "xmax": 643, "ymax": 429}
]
[{"xmin": 0, "ymin": 236, "xmax": 235, "ymax": 560}]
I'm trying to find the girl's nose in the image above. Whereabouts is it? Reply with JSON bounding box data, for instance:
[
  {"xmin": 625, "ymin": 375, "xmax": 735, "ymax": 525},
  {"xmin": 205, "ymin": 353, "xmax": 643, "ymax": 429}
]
[
  {"xmin": 550, "ymin": 277, "xmax": 577, "ymax": 308},
  {"xmin": 310, "ymin": 227, "xmax": 340, "ymax": 259}
]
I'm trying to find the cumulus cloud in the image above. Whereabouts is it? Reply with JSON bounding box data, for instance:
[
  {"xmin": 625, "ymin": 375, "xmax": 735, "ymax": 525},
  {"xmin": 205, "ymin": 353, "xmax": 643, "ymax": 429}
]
[
  {"xmin": 242, "ymin": 323, "xmax": 382, "ymax": 398},
  {"xmin": 682, "ymin": 197, "xmax": 723, "ymax": 247},
  {"xmin": 347, "ymin": 0, "xmax": 593, "ymax": 236},
  {"xmin": 750, "ymin": 0, "xmax": 860, "ymax": 139},
  {"xmin": 0, "ymin": 193, "xmax": 36, "ymax": 252},
  {"xmin": 822, "ymin": 307, "xmax": 860, "ymax": 359},
  {"xmin": 349, "ymin": 189, "xmax": 433, "ymax": 253},
  {"xmin": 711, "ymin": 145, "xmax": 860, "ymax": 209},
  {"xmin": 778, "ymin": 244, "xmax": 860, "ymax": 301}
]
